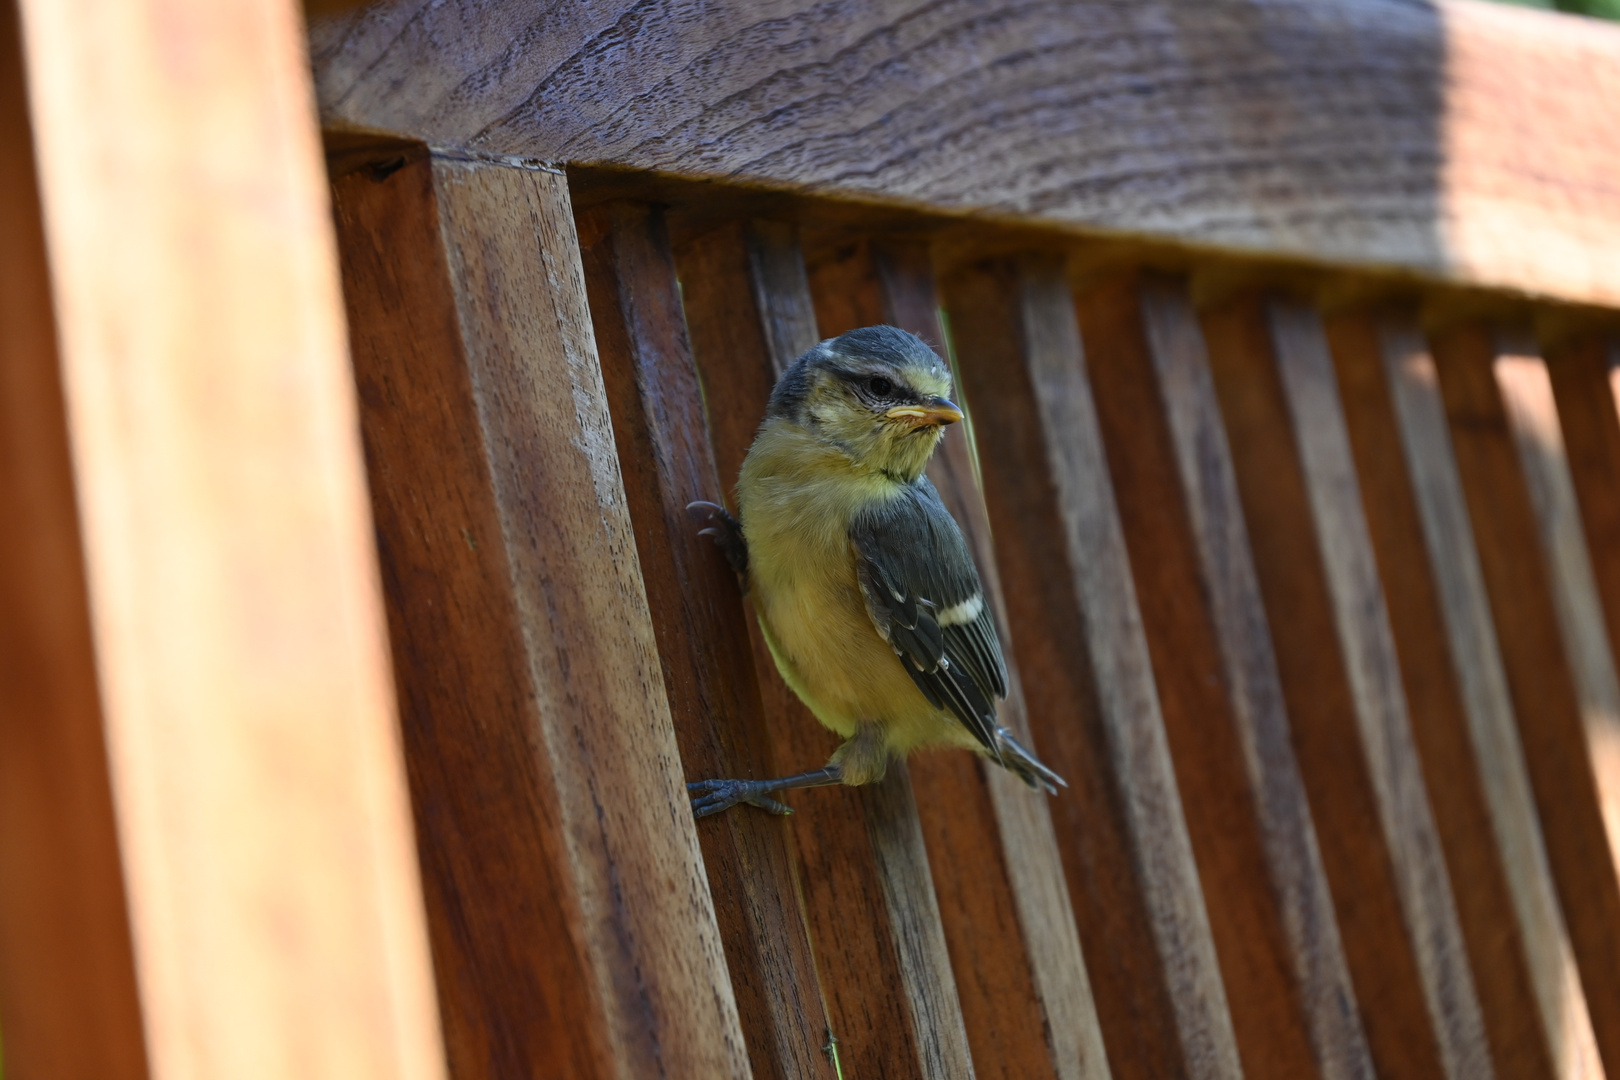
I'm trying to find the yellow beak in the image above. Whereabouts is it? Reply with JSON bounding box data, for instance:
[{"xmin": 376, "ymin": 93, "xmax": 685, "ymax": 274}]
[{"xmin": 884, "ymin": 398, "xmax": 964, "ymax": 426}]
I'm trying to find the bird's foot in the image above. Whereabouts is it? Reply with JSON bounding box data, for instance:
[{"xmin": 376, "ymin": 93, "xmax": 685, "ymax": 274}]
[
  {"xmin": 686, "ymin": 501, "xmax": 749, "ymax": 579},
  {"xmin": 688, "ymin": 777, "xmax": 794, "ymax": 819},
  {"xmin": 996, "ymin": 728, "xmax": 1067, "ymax": 795}
]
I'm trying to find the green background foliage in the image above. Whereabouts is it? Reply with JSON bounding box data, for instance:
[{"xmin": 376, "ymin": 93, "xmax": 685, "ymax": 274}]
[{"xmin": 1491, "ymin": 0, "xmax": 1620, "ymax": 20}]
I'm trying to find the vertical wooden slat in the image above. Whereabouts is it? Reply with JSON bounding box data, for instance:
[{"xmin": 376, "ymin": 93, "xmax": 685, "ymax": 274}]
[
  {"xmin": 577, "ymin": 200, "xmax": 832, "ymax": 1080},
  {"xmin": 676, "ymin": 220, "xmax": 976, "ymax": 1080},
  {"xmin": 1498, "ymin": 345, "xmax": 1620, "ymax": 830},
  {"xmin": 1077, "ymin": 273, "xmax": 1374, "ymax": 1080},
  {"xmin": 1432, "ymin": 324, "xmax": 1620, "ymax": 1077},
  {"xmin": 1549, "ymin": 336, "xmax": 1620, "ymax": 1066},
  {"xmin": 330, "ymin": 152, "xmax": 608, "ymax": 1080},
  {"xmin": 1202, "ymin": 295, "xmax": 1493, "ymax": 1080},
  {"xmin": 943, "ymin": 256, "xmax": 1243, "ymax": 1080},
  {"xmin": 1328, "ymin": 310, "xmax": 1602, "ymax": 1080},
  {"xmin": 0, "ymin": 3, "xmax": 148, "ymax": 1075},
  {"xmin": 330, "ymin": 153, "xmax": 749, "ymax": 1080},
  {"xmin": 1550, "ymin": 336, "xmax": 1620, "ymax": 711},
  {"xmin": 806, "ymin": 237, "xmax": 1109, "ymax": 1080},
  {"xmin": 10, "ymin": 0, "xmax": 447, "ymax": 1075}
]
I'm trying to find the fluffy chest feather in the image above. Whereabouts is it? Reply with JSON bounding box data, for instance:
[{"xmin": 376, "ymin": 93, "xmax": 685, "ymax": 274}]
[{"xmin": 737, "ymin": 423, "xmax": 936, "ymax": 735}]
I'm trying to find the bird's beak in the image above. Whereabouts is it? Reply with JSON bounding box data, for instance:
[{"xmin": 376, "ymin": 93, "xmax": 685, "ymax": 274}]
[{"xmin": 885, "ymin": 397, "xmax": 964, "ymax": 427}]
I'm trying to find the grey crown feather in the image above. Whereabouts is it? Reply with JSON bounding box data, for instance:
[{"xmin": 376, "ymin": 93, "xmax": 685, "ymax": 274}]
[{"xmin": 851, "ymin": 476, "xmax": 1008, "ymax": 755}]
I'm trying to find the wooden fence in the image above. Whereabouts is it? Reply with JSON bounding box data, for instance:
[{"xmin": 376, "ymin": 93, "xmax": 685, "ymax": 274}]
[{"xmin": 4, "ymin": 0, "xmax": 1620, "ymax": 1078}]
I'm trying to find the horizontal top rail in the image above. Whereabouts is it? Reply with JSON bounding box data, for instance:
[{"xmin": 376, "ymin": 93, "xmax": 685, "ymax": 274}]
[{"xmin": 309, "ymin": 0, "xmax": 1620, "ymax": 309}]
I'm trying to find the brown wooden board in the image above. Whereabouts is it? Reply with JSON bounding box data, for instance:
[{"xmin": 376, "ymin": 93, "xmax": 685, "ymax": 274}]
[
  {"xmin": 1550, "ymin": 337, "xmax": 1620, "ymax": 736},
  {"xmin": 1432, "ymin": 323, "xmax": 1620, "ymax": 1078},
  {"xmin": 1327, "ymin": 309, "xmax": 1602, "ymax": 1080},
  {"xmin": 0, "ymin": 3, "xmax": 148, "ymax": 1075},
  {"xmin": 1496, "ymin": 346, "xmax": 1620, "ymax": 849},
  {"xmin": 1202, "ymin": 294, "xmax": 1493, "ymax": 1080},
  {"xmin": 675, "ymin": 219, "xmax": 976, "ymax": 1080},
  {"xmin": 1077, "ymin": 273, "xmax": 1374, "ymax": 1080},
  {"xmin": 330, "ymin": 151, "xmax": 749, "ymax": 1080},
  {"xmin": 309, "ymin": 0, "xmax": 1620, "ymax": 308},
  {"xmin": 577, "ymin": 199, "xmax": 833, "ymax": 1080},
  {"xmin": 11, "ymin": 0, "xmax": 447, "ymax": 1075},
  {"xmin": 806, "ymin": 236, "xmax": 1109, "ymax": 1080},
  {"xmin": 942, "ymin": 255, "xmax": 1242, "ymax": 1080}
]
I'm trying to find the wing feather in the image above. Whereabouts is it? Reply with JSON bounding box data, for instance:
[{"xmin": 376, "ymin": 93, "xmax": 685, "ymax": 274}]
[{"xmin": 851, "ymin": 477, "xmax": 1008, "ymax": 752}]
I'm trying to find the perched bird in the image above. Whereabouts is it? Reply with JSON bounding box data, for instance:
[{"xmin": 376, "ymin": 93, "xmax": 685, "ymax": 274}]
[{"xmin": 687, "ymin": 325, "xmax": 1064, "ymax": 818}]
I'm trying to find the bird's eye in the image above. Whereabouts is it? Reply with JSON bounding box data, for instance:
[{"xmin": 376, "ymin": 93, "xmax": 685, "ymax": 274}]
[{"xmin": 867, "ymin": 376, "xmax": 894, "ymax": 396}]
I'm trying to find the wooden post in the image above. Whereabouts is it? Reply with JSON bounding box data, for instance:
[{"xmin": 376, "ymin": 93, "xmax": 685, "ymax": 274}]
[
  {"xmin": 1201, "ymin": 295, "xmax": 1492, "ymax": 1080},
  {"xmin": 1327, "ymin": 309, "xmax": 1601, "ymax": 1080},
  {"xmin": 1433, "ymin": 323, "xmax": 1620, "ymax": 1076},
  {"xmin": 1076, "ymin": 273, "xmax": 1375, "ymax": 1080},
  {"xmin": 577, "ymin": 200, "xmax": 833, "ymax": 1080},
  {"xmin": 942, "ymin": 255, "xmax": 1243, "ymax": 1080},
  {"xmin": 2, "ymin": 0, "xmax": 447, "ymax": 1075},
  {"xmin": 0, "ymin": 4, "xmax": 148, "ymax": 1075},
  {"xmin": 676, "ymin": 220, "xmax": 978, "ymax": 1080},
  {"xmin": 329, "ymin": 150, "xmax": 749, "ymax": 1080},
  {"xmin": 806, "ymin": 236, "xmax": 1110, "ymax": 1080}
]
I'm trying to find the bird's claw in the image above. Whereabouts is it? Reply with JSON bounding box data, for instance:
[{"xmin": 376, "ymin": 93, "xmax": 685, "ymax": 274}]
[
  {"xmin": 685, "ymin": 500, "xmax": 749, "ymax": 578},
  {"xmin": 686, "ymin": 500, "xmax": 730, "ymax": 528},
  {"xmin": 688, "ymin": 778, "xmax": 794, "ymax": 819}
]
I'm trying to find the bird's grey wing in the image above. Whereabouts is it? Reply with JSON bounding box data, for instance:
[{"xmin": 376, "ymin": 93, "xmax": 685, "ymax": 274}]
[{"xmin": 851, "ymin": 477, "xmax": 1008, "ymax": 753}]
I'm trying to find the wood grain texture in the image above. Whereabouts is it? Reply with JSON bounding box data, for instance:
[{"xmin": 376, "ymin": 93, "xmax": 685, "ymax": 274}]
[
  {"xmin": 1327, "ymin": 309, "xmax": 1601, "ymax": 1080},
  {"xmin": 1497, "ymin": 346, "xmax": 1620, "ymax": 853},
  {"xmin": 943, "ymin": 256, "xmax": 1241, "ymax": 1080},
  {"xmin": 332, "ymin": 154, "xmax": 609, "ymax": 1080},
  {"xmin": 1499, "ymin": 337, "xmax": 1620, "ymax": 1077},
  {"xmin": 676, "ymin": 219, "xmax": 976, "ymax": 1080},
  {"xmin": 309, "ymin": 0, "xmax": 1620, "ymax": 308},
  {"xmin": 578, "ymin": 199, "xmax": 833, "ymax": 1080},
  {"xmin": 1077, "ymin": 273, "xmax": 1372, "ymax": 1080},
  {"xmin": 1549, "ymin": 336, "xmax": 1620, "ymax": 809},
  {"xmin": 331, "ymin": 153, "xmax": 750, "ymax": 1080},
  {"xmin": 12, "ymin": 0, "xmax": 446, "ymax": 1075},
  {"xmin": 806, "ymin": 236, "xmax": 1109, "ymax": 1080},
  {"xmin": 0, "ymin": 3, "xmax": 148, "ymax": 1074},
  {"xmin": 1202, "ymin": 294, "xmax": 1493, "ymax": 1080},
  {"xmin": 1548, "ymin": 341, "xmax": 1620, "ymax": 874},
  {"xmin": 1433, "ymin": 323, "xmax": 1620, "ymax": 1079}
]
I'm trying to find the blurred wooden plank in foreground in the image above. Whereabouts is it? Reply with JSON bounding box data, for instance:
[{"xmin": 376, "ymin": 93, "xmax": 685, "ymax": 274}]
[
  {"xmin": 1, "ymin": 0, "xmax": 447, "ymax": 1075},
  {"xmin": 0, "ymin": 4, "xmax": 147, "ymax": 1076},
  {"xmin": 330, "ymin": 150, "xmax": 749, "ymax": 1080}
]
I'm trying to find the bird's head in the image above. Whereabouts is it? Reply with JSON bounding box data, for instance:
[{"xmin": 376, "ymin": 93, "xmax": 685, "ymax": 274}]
[{"xmin": 766, "ymin": 325, "xmax": 963, "ymax": 483}]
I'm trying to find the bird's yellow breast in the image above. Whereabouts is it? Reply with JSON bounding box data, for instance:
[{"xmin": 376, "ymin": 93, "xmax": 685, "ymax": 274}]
[{"xmin": 737, "ymin": 421, "xmax": 967, "ymax": 754}]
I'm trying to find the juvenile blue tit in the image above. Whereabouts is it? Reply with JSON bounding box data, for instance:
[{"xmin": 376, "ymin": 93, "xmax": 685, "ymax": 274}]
[{"xmin": 688, "ymin": 325, "xmax": 1064, "ymax": 817}]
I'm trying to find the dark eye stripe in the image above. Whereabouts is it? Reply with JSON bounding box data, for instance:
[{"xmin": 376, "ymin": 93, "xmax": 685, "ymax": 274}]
[{"xmin": 829, "ymin": 366, "xmax": 924, "ymax": 404}]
